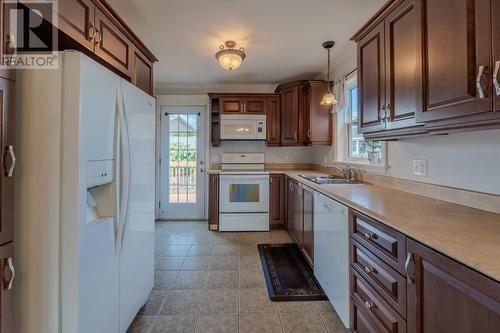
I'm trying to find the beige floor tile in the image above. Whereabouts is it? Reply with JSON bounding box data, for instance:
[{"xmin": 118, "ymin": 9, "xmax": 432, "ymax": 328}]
[
  {"xmin": 195, "ymin": 315, "xmax": 238, "ymax": 333},
  {"xmin": 278, "ymin": 301, "xmax": 318, "ymax": 314},
  {"xmin": 280, "ymin": 313, "xmax": 328, "ymax": 333},
  {"xmin": 320, "ymin": 312, "xmax": 348, "ymax": 333},
  {"xmin": 239, "ymin": 269, "xmax": 266, "ymax": 289},
  {"xmin": 160, "ymin": 290, "xmax": 203, "ymax": 315},
  {"xmin": 240, "ymin": 243, "xmax": 259, "ymax": 256},
  {"xmin": 150, "ymin": 315, "xmax": 196, "ymax": 333},
  {"xmin": 181, "ymin": 256, "xmax": 213, "ymax": 271},
  {"xmin": 211, "ymin": 256, "xmax": 239, "ymax": 271},
  {"xmin": 213, "ymin": 244, "xmax": 240, "ymax": 256},
  {"xmin": 157, "ymin": 245, "xmax": 191, "ymax": 257},
  {"xmin": 207, "ymin": 270, "xmax": 239, "ymax": 289},
  {"xmin": 239, "ymin": 288, "xmax": 278, "ymax": 314},
  {"xmin": 154, "ymin": 271, "xmax": 178, "ymax": 290},
  {"xmin": 170, "ymin": 271, "xmax": 208, "ymax": 290},
  {"xmin": 213, "ymin": 233, "xmax": 240, "ymax": 245},
  {"xmin": 314, "ymin": 301, "xmax": 335, "ymax": 313},
  {"xmin": 240, "ymin": 255, "xmax": 262, "ymax": 270},
  {"xmin": 155, "ymin": 257, "xmax": 185, "ymax": 271},
  {"xmin": 127, "ymin": 316, "xmax": 155, "ymax": 333},
  {"xmin": 239, "ymin": 314, "xmax": 283, "ymax": 333},
  {"xmin": 199, "ymin": 289, "xmax": 239, "ymax": 315},
  {"xmin": 187, "ymin": 245, "xmax": 214, "ymax": 256},
  {"xmin": 171, "ymin": 236, "xmax": 196, "ymax": 245},
  {"xmin": 138, "ymin": 290, "xmax": 167, "ymax": 315}
]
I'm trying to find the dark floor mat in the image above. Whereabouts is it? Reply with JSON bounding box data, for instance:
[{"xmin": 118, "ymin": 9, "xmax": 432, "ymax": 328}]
[{"xmin": 258, "ymin": 243, "xmax": 328, "ymax": 302}]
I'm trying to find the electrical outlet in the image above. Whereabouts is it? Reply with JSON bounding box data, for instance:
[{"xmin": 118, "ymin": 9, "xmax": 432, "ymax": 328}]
[
  {"xmin": 413, "ymin": 159, "xmax": 427, "ymax": 177},
  {"xmin": 286, "ymin": 155, "xmax": 291, "ymax": 161}
]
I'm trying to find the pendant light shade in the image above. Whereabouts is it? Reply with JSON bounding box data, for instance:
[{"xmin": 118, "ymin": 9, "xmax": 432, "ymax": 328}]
[
  {"xmin": 321, "ymin": 41, "xmax": 338, "ymax": 106},
  {"xmin": 215, "ymin": 40, "xmax": 246, "ymax": 71}
]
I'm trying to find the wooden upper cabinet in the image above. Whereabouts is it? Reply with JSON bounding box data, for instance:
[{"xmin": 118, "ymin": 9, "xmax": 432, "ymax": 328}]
[
  {"xmin": 303, "ymin": 81, "xmax": 332, "ymax": 145},
  {"xmin": 384, "ymin": 0, "xmax": 423, "ymax": 133},
  {"xmin": 94, "ymin": 8, "xmax": 132, "ymax": 76},
  {"xmin": 132, "ymin": 49, "xmax": 153, "ymax": 95},
  {"xmin": 57, "ymin": 0, "xmax": 95, "ymax": 51},
  {"xmin": 415, "ymin": 0, "xmax": 494, "ymax": 126},
  {"xmin": 244, "ymin": 96, "xmax": 266, "ymax": 113},
  {"xmin": 269, "ymin": 174, "xmax": 284, "ymax": 226},
  {"xmin": 278, "ymin": 84, "xmax": 300, "ymax": 145},
  {"xmin": 493, "ymin": 0, "xmax": 500, "ymax": 112},
  {"xmin": 302, "ymin": 186, "xmax": 314, "ymax": 266},
  {"xmin": 220, "ymin": 96, "xmax": 244, "ymax": 113},
  {"xmin": 358, "ymin": 21, "xmax": 386, "ymax": 134},
  {"xmin": 407, "ymin": 239, "xmax": 500, "ymax": 333},
  {"xmin": 0, "ymin": 78, "xmax": 15, "ymax": 246},
  {"xmin": 266, "ymin": 96, "xmax": 281, "ymax": 145}
]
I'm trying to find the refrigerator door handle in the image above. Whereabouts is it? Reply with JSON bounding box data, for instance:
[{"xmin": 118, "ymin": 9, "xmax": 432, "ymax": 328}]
[{"xmin": 116, "ymin": 87, "xmax": 132, "ymax": 254}]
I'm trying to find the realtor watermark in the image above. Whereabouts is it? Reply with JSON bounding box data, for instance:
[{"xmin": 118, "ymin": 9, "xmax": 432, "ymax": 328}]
[{"xmin": 2, "ymin": 0, "xmax": 58, "ymax": 69}]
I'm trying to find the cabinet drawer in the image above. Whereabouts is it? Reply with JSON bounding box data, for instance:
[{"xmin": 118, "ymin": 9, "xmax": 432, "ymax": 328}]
[
  {"xmin": 350, "ymin": 210, "xmax": 407, "ymax": 274},
  {"xmin": 351, "ymin": 240, "xmax": 407, "ymax": 318},
  {"xmin": 351, "ymin": 269, "xmax": 406, "ymax": 333}
]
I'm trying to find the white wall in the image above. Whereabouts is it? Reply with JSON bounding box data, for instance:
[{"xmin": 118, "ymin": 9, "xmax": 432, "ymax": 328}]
[{"xmin": 329, "ymin": 46, "xmax": 500, "ymax": 195}]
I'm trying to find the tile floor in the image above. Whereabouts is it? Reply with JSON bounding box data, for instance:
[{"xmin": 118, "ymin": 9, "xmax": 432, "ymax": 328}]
[{"xmin": 128, "ymin": 221, "xmax": 349, "ymax": 333}]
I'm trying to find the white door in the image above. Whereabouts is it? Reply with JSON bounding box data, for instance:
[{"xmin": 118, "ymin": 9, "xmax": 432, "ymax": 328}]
[
  {"xmin": 160, "ymin": 106, "xmax": 206, "ymax": 219},
  {"xmin": 119, "ymin": 80, "xmax": 156, "ymax": 333}
]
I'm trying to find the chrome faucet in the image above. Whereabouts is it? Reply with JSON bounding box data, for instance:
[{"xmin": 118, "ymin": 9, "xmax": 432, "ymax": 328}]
[{"xmin": 330, "ymin": 164, "xmax": 355, "ymax": 180}]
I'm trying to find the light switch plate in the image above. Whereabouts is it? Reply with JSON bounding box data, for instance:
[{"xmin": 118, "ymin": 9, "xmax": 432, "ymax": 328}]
[{"xmin": 413, "ymin": 159, "xmax": 427, "ymax": 177}]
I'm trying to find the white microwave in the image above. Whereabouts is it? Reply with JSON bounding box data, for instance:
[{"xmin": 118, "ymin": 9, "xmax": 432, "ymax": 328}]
[{"xmin": 220, "ymin": 114, "xmax": 267, "ymax": 140}]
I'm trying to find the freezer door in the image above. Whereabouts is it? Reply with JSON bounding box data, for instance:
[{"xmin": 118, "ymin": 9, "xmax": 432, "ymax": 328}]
[{"xmin": 118, "ymin": 79, "xmax": 156, "ymax": 333}]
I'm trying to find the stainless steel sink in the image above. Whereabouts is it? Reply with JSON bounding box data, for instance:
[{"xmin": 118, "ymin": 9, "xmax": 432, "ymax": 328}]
[{"xmin": 298, "ymin": 174, "xmax": 361, "ymax": 185}]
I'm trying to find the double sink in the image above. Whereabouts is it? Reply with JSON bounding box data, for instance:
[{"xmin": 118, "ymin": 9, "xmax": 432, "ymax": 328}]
[{"xmin": 299, "ymin": 174, "xmax": 362, "ymax": 185}]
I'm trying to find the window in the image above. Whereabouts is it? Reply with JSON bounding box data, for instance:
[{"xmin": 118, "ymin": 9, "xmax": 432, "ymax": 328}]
[{"xmin": 344, "ymin": 77, "xmax": 382, "ymax": 164}]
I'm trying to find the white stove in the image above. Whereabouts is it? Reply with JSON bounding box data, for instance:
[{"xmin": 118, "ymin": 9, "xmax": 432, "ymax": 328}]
[{"xmin": 219, "ymin": 153, "xmax": 269, "ymax": 232}]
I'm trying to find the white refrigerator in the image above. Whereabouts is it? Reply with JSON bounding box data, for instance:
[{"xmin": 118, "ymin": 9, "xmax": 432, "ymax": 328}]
[{"xmin": 16, "ymin": 51, "xmax": 155, "ymax": 333}]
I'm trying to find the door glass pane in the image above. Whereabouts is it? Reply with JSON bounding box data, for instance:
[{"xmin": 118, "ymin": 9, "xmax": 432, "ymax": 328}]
[
  {"xmin": 229, "ymin": 184, "xmax": 260, "ymax": 202},
  {"xmin": 168, "ymin": 113, "xmax": 197, "ymax": 203}
]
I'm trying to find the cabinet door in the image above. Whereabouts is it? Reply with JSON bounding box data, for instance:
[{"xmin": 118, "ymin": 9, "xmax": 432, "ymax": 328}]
[
  {"xmin": 94, "ymin": 8, "xmax": 132, "ymax": 76},
  {"xmin": 57, "ymin": 0, "xmax": 95, "ymax": 51},
  {"xmin": 287, "ymin": 179, "xmax": 302, "ymax": 245},
  {"xmin": 269, "ymin": 174, "xmax": 284, "ymax": 226},
  {"xmin": 302, "ymin": 86, "xmax": 311, "ymax": 145},
  {"xmin": 0, "ymin": 243, "xmax": 14, "ymax": 333},
  {"xmin": 384, "ymin": 0, "xmax": 421, "ymax": 131},
  {"xmin": 131, "ymin": 49, "xmax": 153, "ymax": 95},
  {"xmin": 358, "ymin": 21, "xmax": 386, "ymax": 134},
  {"xmin": 415, "ymin": 0, "xmax": 493, "ymax": 124},
  {"xmin": 208, "ymin": 174, "xmax": 219, "ymax": 231},
  {"xmin": 244, "ymin": 97, "xmax": 266, "ymax": 114},
  {"xmin": 220, "ymin": 96, "xmax": 244, "ymax": 113},
  {"xmin": 266, "ymin": 96, "xmax": 280, "ymax": 145},
  {"xmin": 280, "ymin": 86, "xmax": 300, "ymax": 145},
  {"xmin": 407, "ymin": 239, "xmax": 500, "ymax": 333},
  {"xmin": 306, "ymin": 83, "xmax": 332, "ymax": 145},
  {"xmin": 302, "ymin": 186, "xmax": 314, "ymax": 265},
  {"xmin": 0, "ymin": 79, "xmax": 15, "ymax": 246},
  {"xmin": 493, "ymin": 0, "xmax": 500, "ymax": 112}
]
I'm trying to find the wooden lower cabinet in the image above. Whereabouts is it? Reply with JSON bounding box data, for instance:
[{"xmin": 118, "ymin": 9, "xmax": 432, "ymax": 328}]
[
  {"xmin": 269, "ymin": 174, "xmax": 285, "ymax": 227},
  {"xmin": 301, "ymin": 185, "xmax": 314, "ymax": 265},
  {"xmin": 286, "ymin": 177, "xmax": 303, "ymax": 246},
  {"xmin": 407, "ymin": 239, "xmax": 500, "ymax": 333},
  {"xmin": 208, "ymin": 174, "xmax": 219, "ymax": 231},
  {"xmin": 0, "ymin": 243, "xmax": 14, "ymax": 333}
]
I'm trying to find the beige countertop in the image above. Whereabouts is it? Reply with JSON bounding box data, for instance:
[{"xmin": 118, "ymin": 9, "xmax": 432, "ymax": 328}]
[{"xmin": 209, "ymin": 168, "xmax": 500, "ymax": 283}]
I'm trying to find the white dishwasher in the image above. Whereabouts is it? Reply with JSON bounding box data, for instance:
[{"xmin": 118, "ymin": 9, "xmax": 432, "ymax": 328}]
[{"xmin": 314, "ymin": 191, "xmax": 350, "ymax": 328}]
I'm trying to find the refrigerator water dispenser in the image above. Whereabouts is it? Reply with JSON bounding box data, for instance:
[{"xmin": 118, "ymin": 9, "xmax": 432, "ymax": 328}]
[{"xmin": 86, "ymin": 160, "xmax": 116, "ymax": 223}]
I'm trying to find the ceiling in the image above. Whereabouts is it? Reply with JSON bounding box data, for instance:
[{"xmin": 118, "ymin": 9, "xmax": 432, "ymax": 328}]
[{"xmin": 108, "ymin": 0, "xmax": 385, "ymax": 85}]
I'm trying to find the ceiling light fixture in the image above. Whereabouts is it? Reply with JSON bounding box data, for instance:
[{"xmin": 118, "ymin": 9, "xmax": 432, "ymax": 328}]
[
  {"xmin": 321, "ymin": 41, "xmax": 338, "ymax": 106},
  {"xmin": 215, "ymin": 40, "xmax": 246, "ymax": 71}
]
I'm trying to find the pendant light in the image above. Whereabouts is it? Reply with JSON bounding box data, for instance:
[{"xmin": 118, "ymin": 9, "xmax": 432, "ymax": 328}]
[
  {"xmin": 215, "ymin": 40, "xmax": 246, "ymax": 71},
  {"xmin": 320, "ymin": 41, "xmax": 338, "ymax": 106}
]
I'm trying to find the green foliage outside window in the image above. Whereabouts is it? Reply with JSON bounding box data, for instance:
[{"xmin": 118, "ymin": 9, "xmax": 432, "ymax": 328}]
[{"xmin": 170, "ymin": 142, "xmax": 196, "ymax": 162}]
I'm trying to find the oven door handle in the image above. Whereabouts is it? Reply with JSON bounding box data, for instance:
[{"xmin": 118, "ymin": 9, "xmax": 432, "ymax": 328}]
[{"xmin": 220, "ymin": 175, "xmax": 269, "ymax": 180}]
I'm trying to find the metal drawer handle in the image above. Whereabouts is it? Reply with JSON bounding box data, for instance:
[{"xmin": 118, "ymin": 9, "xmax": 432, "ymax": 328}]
[
  {"xmin": 294, "ymin": 130, "xmax": 298, "ymax": 141},
  {"xmin": 94, "ymin": 30, "xmax": 102, "ymax": 44},
  {"xmin": 476, "ymin": 65, "xmax": 486, "ymax": 99},
  {"xmin": 379, "ymin": 105, "xmax": 387, "ymax": 123},
  {"xmin": 6, "ymin": 257, "xmax": 15, "ymax": 290},
  {"xmin": 4, "ymin": 145, "xmax": 15, "ymax": 177},
  {"xmin": 307, "ymin": 129, "xmax": 311, "ymax": 138},
  {"xmin": 405, "ymin": 253, "xmax": 415, "ymax": 284},
  {"xmin": 88, "ymin": 23, "xmax": 96, "ymax": 41},
  {"xmin": 289, "ymin": 183, "xmax": 293, "ymax": 191},
  {"xmin": 364, "ymin": 266, "xmax": 377, "ymax": 275},
  {"xmin": 364, "ymin": 232, "xmax": 377, "ymax": 240},
  {"xmin": 493, "ymin": 60, "xmax": 500, "ymax": 96},
  {"xmin": 385, "ymin": 104, "xmax": 392, "ymax": 122},
  {"xmin": 364, "ymin": 301, "xmax": 375, "ymax": 309}
]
